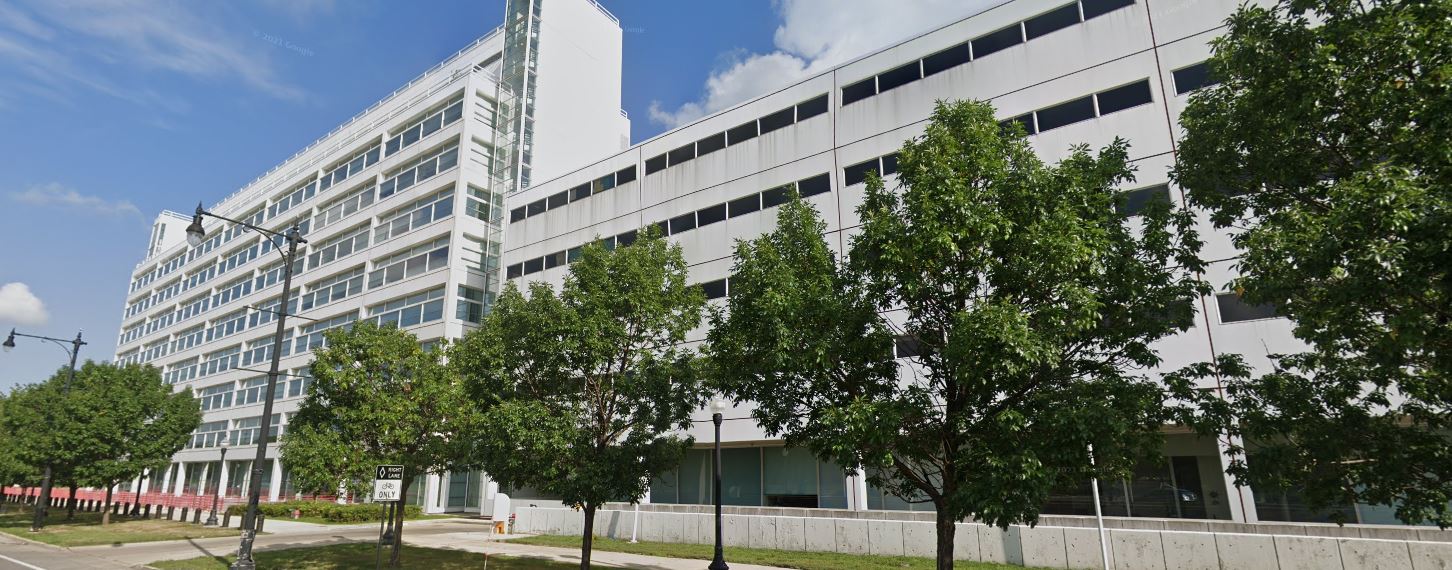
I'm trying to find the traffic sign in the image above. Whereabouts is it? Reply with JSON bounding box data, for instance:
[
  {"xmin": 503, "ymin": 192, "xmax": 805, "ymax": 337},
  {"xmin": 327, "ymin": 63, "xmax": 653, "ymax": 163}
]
[{"xmin": 372, "ymin": 464, "xmax": 404, "ymax": 502}]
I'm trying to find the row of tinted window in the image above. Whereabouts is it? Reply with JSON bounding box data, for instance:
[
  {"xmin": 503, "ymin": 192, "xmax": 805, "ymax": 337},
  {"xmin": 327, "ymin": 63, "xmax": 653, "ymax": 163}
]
[
  {"xmin": 843, "ymin": 153, "xmax": 901, "ymax": 186},
  {"xmin": 644, "ymin": 94, "xmax": 829, "ymax": 176},
  {"xmin": 509, "ymin": 165, "xmax": 638, "ymax": 223},
  {"xmin": 1172, "ymin": 61, "xmax": 1220, "ymax": 95},
  {"xmin": 842, "ymin": 0, "xmax": 1136, "ymax": 106},
  {"xmin": 506, "ymin": 172, "xmax": 831, "ymax": 280},
  {"xmin": 1000, "ymin": 79, "xmax": 1154, "ymax": 135}
]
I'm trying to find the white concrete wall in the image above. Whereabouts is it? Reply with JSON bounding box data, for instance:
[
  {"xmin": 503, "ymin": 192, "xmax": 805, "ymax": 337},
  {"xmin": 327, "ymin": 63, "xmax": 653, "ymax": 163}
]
[{"xmin": 513, "ymin": 507, "xmax": 1452, "ymax": 570}]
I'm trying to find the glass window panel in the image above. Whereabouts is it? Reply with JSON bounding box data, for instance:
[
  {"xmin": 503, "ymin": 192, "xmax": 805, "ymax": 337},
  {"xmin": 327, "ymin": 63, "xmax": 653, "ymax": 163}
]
[
  {"xmin": 728, "ymin": 194, "xmax": 760, "ymax": 217},
  {"xmin": 971, "ymin": 23, "xmax": 1024, "ymax": 59},
  {"xmin": 1024, "ymin": 2, "xmax": 1082, "ymax": 40},
  {"xmin": 923, "ymin": 43, "xmax": 972, "ymax": 77},
  {"xmin": 726, "ymin": 121, "xmax": 758, "ymax": 145},
  {"xmin": 1216, "ymin": 293, "xmax": 1278, "ymax": 323},
  {"xmin": 876, "ymin": 61, "xmax": 922, "ymax": 93},
  {"xmin": 841, "ymin": 77, "xmax": 877, "ymax": 106},
  {"xmin": 1035, "ymin": 95, "xmax": 1096, "ymax": 132},
  {"xmin": 758, "ymin": 107, "xmax": 796, "ymax": 135},
  {"xmin": 644, "ymin": 154, "xmax": 667, "ymax": 175},
  {"xmin": 721, "ymin": 448, "xmax": 762, "ymax": 506},
  {"xmin": 795, "ymin": 94, "xmax": 829, "ymax": 121},
  {"xmin": 1082, "ymin": 0, "xmax": 1135, "ymax": 20},
  {"xmin": 1096, "ymin": 80, "xmax": 1154, "ymax": 115}
]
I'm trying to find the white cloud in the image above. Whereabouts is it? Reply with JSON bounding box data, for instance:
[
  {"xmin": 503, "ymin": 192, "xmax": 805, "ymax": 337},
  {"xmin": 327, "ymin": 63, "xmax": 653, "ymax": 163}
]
[
  {"xmin": 0, "ymin": 283, "xmax": 49, "ymax": 327},
  {"xmin": 0, "ymin": 0, "xmax": 304, "ymax": 110},
  {"xmin": 9, "ymin": 182, "xmax": 141, "ymax": 217},
  {"xmin": 649, "ymin": 0, "xmax": 997, "ymax": 129}
]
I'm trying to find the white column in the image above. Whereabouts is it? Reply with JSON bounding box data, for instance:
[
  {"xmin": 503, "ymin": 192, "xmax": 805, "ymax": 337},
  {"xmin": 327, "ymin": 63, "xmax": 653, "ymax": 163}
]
[
  {"xmin": 847, "ymin": 473, "xmax": 870, "ymax": 511},
  {"xmin": 158, "ymin": 464, "xmax": 174, "ymax": 498},
  {"xmin": 216, "ymin": 461, "xmax": 231, "ymax": 500},
  {"xmin": 1216, "ymin": 435, "xmax": 1259, "ymax": 522},
  {"xmin": 268, "ymin": 460, "xmax": 283, "ymax": 502},
  {"xmin": 174, "ymin": 464, "xmax": 187, "ymax": 496}
]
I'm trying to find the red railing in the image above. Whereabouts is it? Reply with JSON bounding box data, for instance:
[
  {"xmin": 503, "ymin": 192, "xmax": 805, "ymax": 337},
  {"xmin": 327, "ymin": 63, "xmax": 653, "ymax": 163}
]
[{"xmin": 2, "ymin": 486, "xmax": 342, "ymax": 509}]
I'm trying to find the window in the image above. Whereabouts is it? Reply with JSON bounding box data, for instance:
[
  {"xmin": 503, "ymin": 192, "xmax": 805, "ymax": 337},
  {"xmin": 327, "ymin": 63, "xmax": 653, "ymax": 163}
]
[
  {"xmin": 844, "ymin": 158, "xmax": 881, "ymax": 186},
  {"xmin": 971, "ymin": 24, "xmax": 1024, "ymax": 59},
  {"xmin": 544, "ymin": 250, "xmax": 566, "ymax": 269},
  {"xmin": 267, "ymin": 180, "xmax": 318, "ymax": 220},
  {"xmin": 668, "ymin": 143, "xmax": 696, "ymax": 166},
  {"xmin": 615, "ymin": 165, "xmax": 637, "ymax": 185},
  {"xmin": 729, "ymin": 194, "xmax": 760, "ymax": 218},
  {"xmin": 288, "ymin": 369, "xmax": 314, "ymax": 398},
  {"xmin": 370, "ymin": 288, "xmax": 446, "ymax": 329},
  {"xmin": 547, "ymin": 191, "xmax": 568, "ymax": 209},
  {"xmin": 307, "ymin": 224, "xmax": 370, "ymax": 271},
  {"xmin": 876, "ymin": 61, "xmax": 922, "ymax": 93},
  {"xmin": 894, "ymin": 335, "xmax": 922, "ymax": 358},
  {"xmin": 758, "ymin": 107, "xmax": 795, "ymax": 135},
  {"xmin": 255, "ymin": 258, "xmax": 303, "ymax": 291},
  {"xmin": 1216, "ymin": 293, "xmax": 1278, "ymax": 323},
  {"xmin": 187, "ymin": 420, "xmax": 229, "ymax": 449},
  {"xmin": 645, "ymin": 154, "xmax": 667, "ymax": 175},
  {"xmin": 1035, "ymin": 95, "xmax": 1096, "ymax": 132},
  {"xmin": 761, "ymin": 184, "xmax": 791, "ymax": 208},
  {"xmin": 241, "ymin": 331, "xmax": 292, "ymax": 367},
  {"xmin": 198, "ymin": 383, "xmax": 233, "ymax": 411},
  {"xmin": 1117, "ymin": 184, "xmax": 1172, "ymax": 217},
  {"xmin": 211, "ymin": 276, "xmax": 253, "ymax": 309},
  {"xmin": 464, "ymin": 185, "xmax": 501, "ymax": 223},
  {"xmin": 697, "ymin": 203, "xmax": 727, "ymax": 227},
  {"xmin": 374, "ymin": 189, "xmax": 454, "ymax": 244},
  {"xmin": 1002, "ymin": 113, "xmax": 1037, "ymax": 135},
  {"xmin": 457, "ymin": 285, "xmax": 488, "ymax": 324},
  {"xmin": 314, "ymin": 183, "xmax": 376, "ymax": 230},
  {"xmin": 523, "ymin": 257, "xmax": 544, "ymax": 275},
  {"xmin": 300, "ymin": 266, "xmax": 365, "ymax": 311},
  {"xmin": 922, "ymin": 43, "xmax": 972, "ymax": 77},
  {"xmin": 526, "ymin": 199, "xmax": 546, "ymax": 216},
  {"xmin": 172, "ymin": 326, "xmax": 204, "ymax": 354},
  {"xmin": 696, "ymin": 132, "xmax": 726, "ymax": 156},
  {"xmin": 367, "ymin": 237, "xmax": 449, "ymax": 289},
  {"xmin": 230, "ymin": 414, "xmax": 282, "ymax": 446},
  {"xmin": 569, "ymin": 183, "xmax": 591, "ymax": 202},
  {"xmin": 701, "ymin": 279, "xmax": 727, "ymax": 300},
  {"xmin": 803, "ymin": 179, "xmax": 837, "ymax": 205},
  {"xmin": 294, "ymin": 311, "xmax": 358, "ymax": 353},
  {"xmin": 726, "ymin": 121, "xmax": 758, "ymax": 145},
  {"xmin": 1082, "ymin": 0, "xmax": 1135, "ymax": 20},
  {"xmin": 510, "ymin": 207, "xmax": 527, "ymax": 223},
  {"xmin": 205, "ymin": 310, "xmax": 248, "ymax": 343},
  {"xmin": 1173, "ymin": 62, "xmax": 1217, "ymax": 94},
  {"xmin": 841, "ymin": 78, "xmax": 877, "ymax": 106},
  {"xmin": 1095, "ymin": 80, "xmax": 1154, "ymax": 115},
  {"xmin": 199, "ymin": 345, "xmax": 241, "ymax": 377},
  {"xmin": 506, "ymin": 264, "xmax": 523, "ymax": 279},
  {"xmin": 616, "ymin": 230, "xmax": 638, "ymax": 247},
  {"xmin": 796, "ymin": 95, "xmax": 829, "ymax": 121},
  {"xmin": 385, "ymin": 95, "xmax": 465, "ymax": 157},
  {"xmin": 670, "ymin": 212, "xmax": 697, "ymax": 235},
  {"xmin": 881, "ymin": 153, "xmax": 900, "ymax": 176},
  {"xmin": 319, "ymin": 142, "xmax": 382, "ymax": 191},
  {"xmin": 379, "ymin": 144, "xmax": 459, "ymax": 200},
  {"xmin": 248, "ymin": 293, "xmax": 295, "ymax": 329},
  {"xmin": 1025, "ymin": 3, "xmax": 1082, "ymax": 39},
  {"xmin": 165, "ymin": 357, "xmax": 199, "ymax": 385}
]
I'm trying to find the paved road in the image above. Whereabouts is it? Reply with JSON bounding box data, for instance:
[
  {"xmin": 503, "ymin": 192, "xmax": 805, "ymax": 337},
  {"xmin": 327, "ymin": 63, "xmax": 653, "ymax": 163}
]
[{"xmin": 0, "ymin": 519, "xmax": 487, "ymax": 569}]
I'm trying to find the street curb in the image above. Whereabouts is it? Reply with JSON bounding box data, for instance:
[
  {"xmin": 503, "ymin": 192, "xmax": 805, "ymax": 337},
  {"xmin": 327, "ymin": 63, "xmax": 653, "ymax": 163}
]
[{"xmin": 0, "ymin": 528, "xmax": 63, "ymax": 548}]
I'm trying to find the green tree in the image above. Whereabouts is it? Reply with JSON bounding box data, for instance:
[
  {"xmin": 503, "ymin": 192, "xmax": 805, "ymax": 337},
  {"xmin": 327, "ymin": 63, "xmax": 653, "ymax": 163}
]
[
  {"xmin": 0, "ymin": 392, "xmax": 39, "ymax": 488},
  {"xmin": 71, "ymin": 363, "xmax": 201, "ymax": 524},
  {"xmin": 282, "ymin": 322, "xmax": 475, "ymax": 567},
  {"xmin": 1169, "ymin": 0, "xmax": 1452, "ymax": 526},
  {"xmin": 452, "ymin": 230, "xmax": 706, "ymax": 569},
  {"xmin": 1, "ymin": 363, "xmax": 198, "ymax": 524},
  {"xmin": 710, "ymin": 100, "xmax": 1208, "ymax": 569}
]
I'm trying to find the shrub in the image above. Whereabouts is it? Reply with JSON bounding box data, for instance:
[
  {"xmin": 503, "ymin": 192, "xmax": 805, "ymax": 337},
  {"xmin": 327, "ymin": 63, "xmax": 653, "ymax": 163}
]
[{"xmin": 226, "ymin": 500, "xmax": 424, "ymax": 522}]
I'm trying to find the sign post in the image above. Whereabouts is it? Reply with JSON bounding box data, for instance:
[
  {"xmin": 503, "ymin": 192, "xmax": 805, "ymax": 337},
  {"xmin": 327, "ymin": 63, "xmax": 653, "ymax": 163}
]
[{"xmin": 373, "ymin": 465, "xmax": 404, "ymax": 570}]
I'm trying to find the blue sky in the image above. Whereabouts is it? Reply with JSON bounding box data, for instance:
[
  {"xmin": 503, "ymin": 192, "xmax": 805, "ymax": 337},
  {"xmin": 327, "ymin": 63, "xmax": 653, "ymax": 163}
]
[{"xmin": 0, "ymin": 0, "xmax": 988, "ymax": 390}]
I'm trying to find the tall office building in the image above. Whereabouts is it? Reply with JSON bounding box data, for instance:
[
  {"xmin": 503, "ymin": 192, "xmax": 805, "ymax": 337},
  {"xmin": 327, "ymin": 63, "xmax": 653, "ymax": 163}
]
[
  {"xmin": 117, "ymin": 0, "xmax": 1421, "ymax": 530},
  {"xmin": 114, "ymin": 0, "xmax": 628, "ymax": 510}
]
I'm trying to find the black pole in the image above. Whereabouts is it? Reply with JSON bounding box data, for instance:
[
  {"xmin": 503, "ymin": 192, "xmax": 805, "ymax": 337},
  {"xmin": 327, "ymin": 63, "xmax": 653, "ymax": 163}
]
[
  {"xmin": 232, "ymin": 229, "xmax": 300, "ymax": 570},
  {"xmin": 206, "ymin": 447, "xmax": 227, "ymax": 526},
  {"xmin": 22, "ymin": 330, "xmax": 84, "ymax": 532},
  {"xmin": 709, "ymin": 411, "xmax": 728, "ymax": 570}
]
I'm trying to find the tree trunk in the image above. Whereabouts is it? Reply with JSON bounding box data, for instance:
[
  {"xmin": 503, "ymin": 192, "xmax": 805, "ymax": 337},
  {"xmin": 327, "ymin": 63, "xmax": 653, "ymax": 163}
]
[
  {"xmin": 935, "ymin": 508, "xmax": 956, "ymax": 570},
  {"xmin": 102, "ymin": 486, "xmax": 113, "ymax": 526},
  {"xmin": 580, "ymin": 503, "xmax": 596, "ymax": 570},
  {"xmin": 389, "ymin": 479, "xmax": 410, "ymax": 568},
  {"xmin": 65, "ymin": 483, "xmax": 78, "ymax": 520}
]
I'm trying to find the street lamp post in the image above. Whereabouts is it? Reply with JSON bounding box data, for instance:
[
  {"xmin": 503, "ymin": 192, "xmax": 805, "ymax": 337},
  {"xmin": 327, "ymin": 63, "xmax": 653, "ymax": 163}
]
[
  {"xmin": 184, "ymin": 203, "xmax": 306, "ymax": 570},
  {"xmin": 708, "ymin": 397, "xmax": 729, "ymax": 570},
  {"xmin": 205, "ymin": 439, "xmax": 231, "ymax": 526},
  {"xmin": 3, "ymin": 328, "xmax": 86, "ymax": 532}
]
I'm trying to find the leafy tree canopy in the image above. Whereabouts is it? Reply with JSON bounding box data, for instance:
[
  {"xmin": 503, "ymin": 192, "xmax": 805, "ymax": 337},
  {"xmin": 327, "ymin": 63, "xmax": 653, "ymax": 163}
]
[
  {"xmin": 711, "ymin": 99, "xmax": 1207, "ymax": 569},
  {"xmin": 1170, "ymin": 0, "xmax": 1452, "ymax": 526},
  {"xmin": 452, "ymin": 229, "xmax": 706, "ymax": 569}
]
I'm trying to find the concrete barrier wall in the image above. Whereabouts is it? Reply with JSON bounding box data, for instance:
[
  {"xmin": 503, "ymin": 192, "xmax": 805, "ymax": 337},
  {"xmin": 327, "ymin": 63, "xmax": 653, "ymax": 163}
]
[{"xmin": 512, "ymin": 507, "xmax": 1452, "ymax": 570}]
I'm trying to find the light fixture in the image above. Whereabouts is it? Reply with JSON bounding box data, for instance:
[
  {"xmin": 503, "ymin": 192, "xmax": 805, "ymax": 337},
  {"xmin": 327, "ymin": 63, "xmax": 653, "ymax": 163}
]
[
  {"xmin": 186, "ymin": 203, "xmax": 207, "ymax": 247},
  {"xmin": 2, "ymin": 329, "xmax": 14, "ymax": 353},
  {"xmin": 709, "ymin": 397, "xmax": 728, "ymax": 414}
]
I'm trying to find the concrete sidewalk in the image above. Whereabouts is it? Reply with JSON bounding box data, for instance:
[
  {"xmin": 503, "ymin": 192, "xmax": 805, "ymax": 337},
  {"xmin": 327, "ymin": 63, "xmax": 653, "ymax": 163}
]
[{"xmin": 407, "ymin": 531, "xmax": 792, "ymax": 570}]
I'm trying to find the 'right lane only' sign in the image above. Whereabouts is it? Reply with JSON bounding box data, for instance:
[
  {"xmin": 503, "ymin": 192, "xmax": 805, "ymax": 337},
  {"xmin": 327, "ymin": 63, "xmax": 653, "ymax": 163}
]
[{"xmin": 372, "ymin": 465, "xmax": 404, "ymax": 502}]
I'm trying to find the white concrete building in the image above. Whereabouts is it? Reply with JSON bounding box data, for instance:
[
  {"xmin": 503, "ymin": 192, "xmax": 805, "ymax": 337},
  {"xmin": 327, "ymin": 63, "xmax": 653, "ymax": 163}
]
[
  {"xmin": 113, "ymin": 0, "xmax": 628, "ymax": 514},
  {"xmin": 114, "ymin": 0, "xmax": 1442, "ymax": 543}
]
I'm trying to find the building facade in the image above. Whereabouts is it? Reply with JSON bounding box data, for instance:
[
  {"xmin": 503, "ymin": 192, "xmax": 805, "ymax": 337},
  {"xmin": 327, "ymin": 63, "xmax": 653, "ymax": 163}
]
[
  {"xmin": 112, "ymin": 0, "xmax": 628, "ymax": 513},
  {"xmin": 115, "ymin": 0, "xmax": 1421, "ymax": 528}
]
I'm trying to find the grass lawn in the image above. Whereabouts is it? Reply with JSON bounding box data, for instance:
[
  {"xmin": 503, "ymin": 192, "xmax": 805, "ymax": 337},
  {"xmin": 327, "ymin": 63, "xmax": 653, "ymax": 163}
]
[
  {"xmin": 0, "ymin": 510, "xmax": 236, "ymax": 547},
  {"xmin": 151, "ymin": 543, "xmax": 574, "ymax": 569},
  {"xmin": 511, "ymin": 534, "xmax": 1029, "ymax": 570}
]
